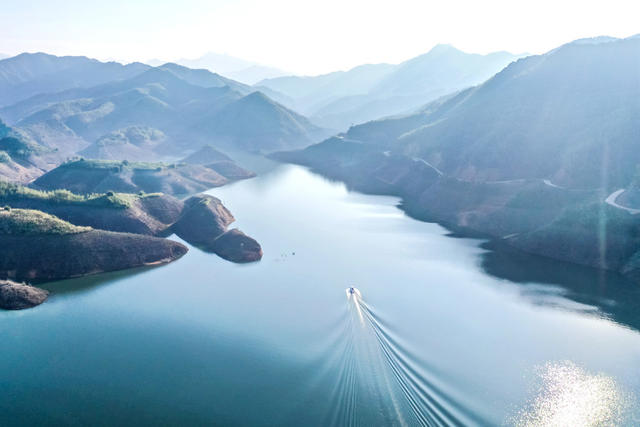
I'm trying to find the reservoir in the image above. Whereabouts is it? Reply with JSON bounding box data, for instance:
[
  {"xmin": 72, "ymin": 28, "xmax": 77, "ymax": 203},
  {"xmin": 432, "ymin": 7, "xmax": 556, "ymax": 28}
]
[{"xmin": 1, "ymin": 162, "xmax": 639, "ymax": 425}]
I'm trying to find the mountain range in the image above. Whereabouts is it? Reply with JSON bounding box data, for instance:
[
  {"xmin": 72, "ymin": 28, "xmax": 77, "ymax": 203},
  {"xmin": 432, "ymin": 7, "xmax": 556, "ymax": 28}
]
[
  {"xmin": 274, "ymin": 35, "xmax": 640, "ymax": 276},
  {"xmin": 343, "ymin": 36, "xmax": 640, "ymax": 189},
  {"xmin": 0, "ymin": 55, "xmax": 327, "ymax": 168},
  {"xmin": 0, "ymin": 53, "xmax": 149, "ymax": 107},
  {"xmin": 257, "ymin": 45, "xmax": 524, "ymax": 130}
]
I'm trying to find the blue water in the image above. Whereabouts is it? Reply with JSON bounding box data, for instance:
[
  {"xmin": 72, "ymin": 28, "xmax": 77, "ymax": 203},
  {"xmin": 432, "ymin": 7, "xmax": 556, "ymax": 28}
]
[{"xmin": 1, "ymin": 163, "xmax": 639, "ymax": 425}]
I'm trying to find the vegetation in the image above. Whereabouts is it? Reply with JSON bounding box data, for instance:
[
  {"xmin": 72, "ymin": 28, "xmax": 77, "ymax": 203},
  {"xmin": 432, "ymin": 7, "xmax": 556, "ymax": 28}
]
[
  {"xmin": 0, "ymin": 181, "xmax": 162, "ymax": 209},
  {"xmin": 0, "ymin": 134, "xmax": 50, "ymax": 159},
  {"xmin": 34, "ymin": 158, "xmax": 231, "ymax": 196},
  {"xmin": 0, "ymin": 151, "xmax": 10, "ymax": 163},
  {"xmin": 61, "ymin": 158, "xmax": 183, "ymax": 171},
  {"xmin": 0, "ymin": 208, "xmax": 92, "ymax": 235},
  {"xmin": 94, "ymin": 126, "xmax": 166, "ymax": 147},
  {"xmin": 0, "ymin": 136, "xmax": 36, "ymax": 158}
]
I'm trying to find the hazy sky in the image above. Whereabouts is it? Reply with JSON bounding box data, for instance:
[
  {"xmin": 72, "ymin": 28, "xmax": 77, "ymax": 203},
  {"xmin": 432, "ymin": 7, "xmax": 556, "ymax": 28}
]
[{"xmin": 2, "ymin": 0, "xmax": 639, "ymax": 75}]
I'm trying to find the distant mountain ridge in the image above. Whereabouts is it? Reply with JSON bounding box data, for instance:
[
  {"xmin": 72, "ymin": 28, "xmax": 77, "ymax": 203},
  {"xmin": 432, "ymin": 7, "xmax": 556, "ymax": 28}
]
[
  {"xmin": 0, "ymin": 56, "xmax": 328, "ymax": 164},
  {"xmin": 258, "ymin": 45, "xmax": 524, "ymax": 130},
  {"xmin": 173, "ymin": 52, "xmax": 288, "ymax": 84},
  {"xmin": 0, "ymin": 52, "xmax": 150, "ymax": 107}
]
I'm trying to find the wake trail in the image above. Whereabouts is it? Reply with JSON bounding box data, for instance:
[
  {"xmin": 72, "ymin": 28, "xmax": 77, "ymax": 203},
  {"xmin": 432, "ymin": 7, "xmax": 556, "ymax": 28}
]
[
  {"xmin": 322, "ymin": 298, "xmax": 361, "ymax": 427},
  {"xmin": 345, "ymin": 290, "xmax": 485, "ymax": 426}
]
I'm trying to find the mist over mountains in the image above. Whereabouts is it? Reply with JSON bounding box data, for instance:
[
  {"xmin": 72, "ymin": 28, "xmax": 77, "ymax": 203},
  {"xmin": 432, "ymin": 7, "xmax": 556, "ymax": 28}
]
[
  {"xmin": 0, "ymin": 42, "xmax": 527, "ymax": 180},
  {"xmin": 168, "ymin": 52, "xmax": 288, "ymax": 84},
  {"xmin": 344, "ymin": 36, "xmax": 640, "ymax": 189},
  {"xmin": 257, "ymin": 45, "xmax": 524, "ymax": 130},
  {"xmin": 0, "ymin": 57, "xmax": 327, "ymax": 162},
  {"xmin": 0, "ymin": 53, "xmax": 149, "ymax": 107}
]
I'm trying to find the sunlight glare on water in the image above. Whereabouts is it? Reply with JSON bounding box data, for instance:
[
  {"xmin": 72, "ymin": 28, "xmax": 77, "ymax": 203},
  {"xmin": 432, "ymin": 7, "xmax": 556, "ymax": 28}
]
[{"xmin": 514, "ymin": 361, "xmax": 630, "ymax": 427}]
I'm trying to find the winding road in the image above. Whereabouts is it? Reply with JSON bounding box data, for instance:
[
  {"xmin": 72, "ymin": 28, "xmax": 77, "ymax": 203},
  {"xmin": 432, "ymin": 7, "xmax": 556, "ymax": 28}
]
[{"xmin": 605, "ymin": 189, "xmax": 640, "ymax": 214}]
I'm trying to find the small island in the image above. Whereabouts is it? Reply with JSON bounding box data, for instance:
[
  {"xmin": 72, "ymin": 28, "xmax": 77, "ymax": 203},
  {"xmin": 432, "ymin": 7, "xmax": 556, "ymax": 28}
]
[
  {"xmin": 173, "ymin": 194, "xmax": 263, "ymax": 263},
  {"xmin": 0, "ymin": 184, "xmax": 263, "ymax": 309}
]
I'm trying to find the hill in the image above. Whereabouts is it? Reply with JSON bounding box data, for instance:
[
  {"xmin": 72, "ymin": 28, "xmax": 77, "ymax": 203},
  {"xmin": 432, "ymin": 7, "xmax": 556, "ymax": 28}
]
[
  {"xmin": 0, "ymin": 181, "xmax": 183, "ymax": 235},
  {"xmin": 0, "ymin": 117, "xmax": 58, "ymax": 183},
  {"xmin": 78, "ymin": 126, "xmax": 170, "ymax": 161},
  {"xmin": 173, "ymin": 194, "xmax": 262, "ymax": 262},
  {"xmin": 181, "ymin": 145, "xmax": 255, "ymax": 180},
  {"xmin": 0, "ymin": 208, "xmax": 187, "ymax": 282},
  {"xmin": 0, "ymin": 181, "xmax": 262, "ymax": 264},
  {"xmin": 32, "ymin": 159, "xmax": 231, "ymax": 196}
]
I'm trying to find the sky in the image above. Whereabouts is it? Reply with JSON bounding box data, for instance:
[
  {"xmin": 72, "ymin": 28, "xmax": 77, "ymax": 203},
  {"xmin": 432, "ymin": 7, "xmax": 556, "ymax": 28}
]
[{"xmin": 1, "ymin": 0, "xmax": 639, "ymax": 75}]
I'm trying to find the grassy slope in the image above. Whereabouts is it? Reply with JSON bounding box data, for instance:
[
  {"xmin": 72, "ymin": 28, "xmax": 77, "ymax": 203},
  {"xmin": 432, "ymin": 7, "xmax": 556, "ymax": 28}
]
[
  {"xmin": 0, "ymin": 180, "xmax": 159, "ymax": 209},
  {"xmin": 0, "ymin": 181, "xmax": 181, "ymax": 235},
  {"xmin": 33, "ymin": 159, "xmax": 228, "ymax": 196},
  {"xmin": 0, "ymin": 208, "xmax": 91, "ymax": 235}
]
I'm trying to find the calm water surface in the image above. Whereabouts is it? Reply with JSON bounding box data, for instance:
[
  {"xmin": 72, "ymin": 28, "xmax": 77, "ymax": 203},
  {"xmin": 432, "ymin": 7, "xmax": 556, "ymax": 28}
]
[{"xmin": 2, "ymin": 163, "xmax": 640, "ymax": 426}]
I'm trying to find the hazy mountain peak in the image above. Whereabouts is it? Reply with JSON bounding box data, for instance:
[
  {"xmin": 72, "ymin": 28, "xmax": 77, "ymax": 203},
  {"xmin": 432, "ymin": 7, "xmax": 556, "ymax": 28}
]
[
  {"xmin": 242, "ymin": 90, "xmax": 279, "ymax": 106},
  {"xmin": 178, "ymin": 52, "xmax": 254, "ymax": 74},
  {"xmin": 570, "ymin": 35, "xmax": 619, "ymax": 45},
  {"xmin": 428, "ymin": 43, "xmax": 458, "ymax": 53},
  {"xmin": 174, "ymin": 52, "xmax": 289, "ymax": 85}
]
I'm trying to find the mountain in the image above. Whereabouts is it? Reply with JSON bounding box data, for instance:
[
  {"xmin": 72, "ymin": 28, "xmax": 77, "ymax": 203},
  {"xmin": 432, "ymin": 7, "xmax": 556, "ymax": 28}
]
[
  {"xmin": 176, "ymin": 52, "xmax": 288, "ymax": 84},
  {"xmin": 258, "ymin": 45, "xmax": 522, "ymax": 130},
  {"xmin": 273, "ymin": 36, "xmax": 640, "ymax": 276},
  {"xmin": 256, "ymin": 63, "xmax": 396, "ymax": 115},
  {"xmin": 177, "ymin": 52, "xmax": 256, "ymax": 75},
  {"xmin": 226, "ymin": 65, "xmax": 289, "ymax": 85},
  {"xmin": 156, "ymin": 62, "xmax": 251, "ymax": 93},
  {"xmin": 2, "ymin": 66, "xmax": 327, "ymax": 157},
  {"xmin": 394, "ymin": 38, "xmax": 640, "ymax": 188},
  {"xmin": 0, "ymin": 53, "xmax": 149, "ymax": 107},
  {"xmin": 193, "ymin": 91, "xmax": 325, "ymax": 151},
  {"xmin": 371, "ymin": 45, "xmax": 519, "ymax": 98}
]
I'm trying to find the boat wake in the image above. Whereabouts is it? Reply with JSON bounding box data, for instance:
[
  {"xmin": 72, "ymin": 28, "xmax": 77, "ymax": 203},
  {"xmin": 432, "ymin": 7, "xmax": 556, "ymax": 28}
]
[{"xmin": 321, "ymin": 289, "xmax": 484, "ymax": 426}]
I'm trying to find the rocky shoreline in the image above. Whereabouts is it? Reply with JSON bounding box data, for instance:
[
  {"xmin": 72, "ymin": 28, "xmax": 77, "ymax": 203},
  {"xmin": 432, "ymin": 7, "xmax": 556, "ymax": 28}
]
[
  {"xmin": 0, "ymin": 189, "xmax": 262, "ymax": 310},
  {"xmin": 273, "ymin": 145, "xmax": 640, "ymax": 278},
  {"xmin": 0, "ymin": 280, "xmax": 49, "ymax": 310}
]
